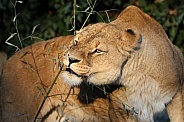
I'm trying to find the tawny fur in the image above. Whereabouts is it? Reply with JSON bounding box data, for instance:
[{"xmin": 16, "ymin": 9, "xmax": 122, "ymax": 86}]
[
  {"xmin": 0, "ymin": 36, "xmax": 134, "ymax": 122},
  {"xmin": 62, "ymin": 6, "xmax": 184, "ymax": 122}
]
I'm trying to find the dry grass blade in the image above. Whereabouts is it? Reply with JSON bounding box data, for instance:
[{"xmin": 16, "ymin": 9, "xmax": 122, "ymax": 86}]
[{"xmin": 80, "ymin": 0, "xmax": 98, "ymax": 30}]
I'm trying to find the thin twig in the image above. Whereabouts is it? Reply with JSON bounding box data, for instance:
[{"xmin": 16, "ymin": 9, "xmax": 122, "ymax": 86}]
[
  {"xmin": 11, "ymin": 0, "xmax": 23, "ymax": 49},
  {"xmin": 33, "ymin": 66, "xmax": 63, "ymax": 122}
]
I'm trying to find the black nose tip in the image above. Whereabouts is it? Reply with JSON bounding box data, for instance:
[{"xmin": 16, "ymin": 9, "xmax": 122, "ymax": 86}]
[{"xmin": 68, "ymin": 56, "xmax": 81, "ymax": 66}]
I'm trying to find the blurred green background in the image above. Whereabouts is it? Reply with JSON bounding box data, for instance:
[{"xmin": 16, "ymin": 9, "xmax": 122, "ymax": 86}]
[{"xmin": 0, "ymin": 0, "xmax": 184, "ymax": 57}]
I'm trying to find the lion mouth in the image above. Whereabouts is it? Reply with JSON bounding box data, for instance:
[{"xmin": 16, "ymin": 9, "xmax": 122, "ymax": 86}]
[{"xmin": 66, "ymin": 67, "xmax": 81, "ymax": 77}]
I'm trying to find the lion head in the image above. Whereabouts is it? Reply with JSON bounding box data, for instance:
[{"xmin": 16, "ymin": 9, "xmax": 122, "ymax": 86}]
[{"xmin": 62, "ymin": 22, "xmax": 142, "ymax": 86}]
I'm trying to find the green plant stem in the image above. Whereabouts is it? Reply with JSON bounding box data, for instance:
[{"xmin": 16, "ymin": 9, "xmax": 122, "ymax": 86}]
[
  {"xmin": 73, "ymin": 0, "xmax": 76, "ymax": 35},
  {"xmin": 80, "ymin": 0, "xmax": 97, "ymax": 30},
  {"xmin": 33, "ymin": 68, "xmax": 62, "ymax": 122}
]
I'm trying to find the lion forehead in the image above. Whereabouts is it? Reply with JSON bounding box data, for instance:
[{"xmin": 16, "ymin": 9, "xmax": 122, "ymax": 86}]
[{"xmin": 75, "ymin": 23, "xmax": 122, "ymax": 44}]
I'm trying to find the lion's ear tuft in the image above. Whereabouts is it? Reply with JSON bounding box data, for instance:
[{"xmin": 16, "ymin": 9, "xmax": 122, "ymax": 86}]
[{"xmin": 120, "ymin": 29, "xmax": 142, "ymax": 52}]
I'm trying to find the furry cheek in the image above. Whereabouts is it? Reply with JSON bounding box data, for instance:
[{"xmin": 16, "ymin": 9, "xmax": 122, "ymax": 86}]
[{"xmin": 61, "ymin": 71, "xmax": 82, "ymax": 86}]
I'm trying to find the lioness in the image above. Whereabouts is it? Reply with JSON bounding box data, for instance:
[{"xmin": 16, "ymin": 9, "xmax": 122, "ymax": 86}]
[
  {"xmin": 62, "ymin": 6, "xmax": 184, "ymax": 122},
  {"xmin": 0, "ymin": 35, "xmax": 135, "ymax": 122}
]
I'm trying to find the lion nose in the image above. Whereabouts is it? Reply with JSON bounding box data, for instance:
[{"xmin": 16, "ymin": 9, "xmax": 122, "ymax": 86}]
[{"xmin": 68, "ymin": 55, "xmax": 81, "ymax": 66}]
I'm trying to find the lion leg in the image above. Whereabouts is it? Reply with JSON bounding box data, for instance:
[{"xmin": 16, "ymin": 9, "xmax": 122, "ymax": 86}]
[{"xmin": 166, "ymin": 90, "xmax": 184, "ymax": 122}]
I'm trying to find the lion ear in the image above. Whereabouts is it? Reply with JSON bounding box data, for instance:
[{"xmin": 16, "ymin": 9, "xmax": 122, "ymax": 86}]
[{"xmin": 120, "ymin": 29, "xmax": 142, "ymax": 52}]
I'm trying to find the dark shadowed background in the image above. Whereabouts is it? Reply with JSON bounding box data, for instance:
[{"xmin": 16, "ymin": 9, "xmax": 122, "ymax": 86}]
[{"xmin": 0, "ymin": 0, "xmax": 184, "ymax": 57}]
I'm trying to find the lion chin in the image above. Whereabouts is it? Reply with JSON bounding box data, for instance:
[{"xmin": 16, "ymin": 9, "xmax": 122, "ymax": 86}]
[
  {"xmin": 62, "ymin": 64, "xmax": 123, "ymax": 86},
  {"xmin": 62, "ymin": 70, "xmax": 121, "ymax": 87},
  {"xmin": 61, "ymin": 70, "xmax": 83, "ymax": 86}
]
